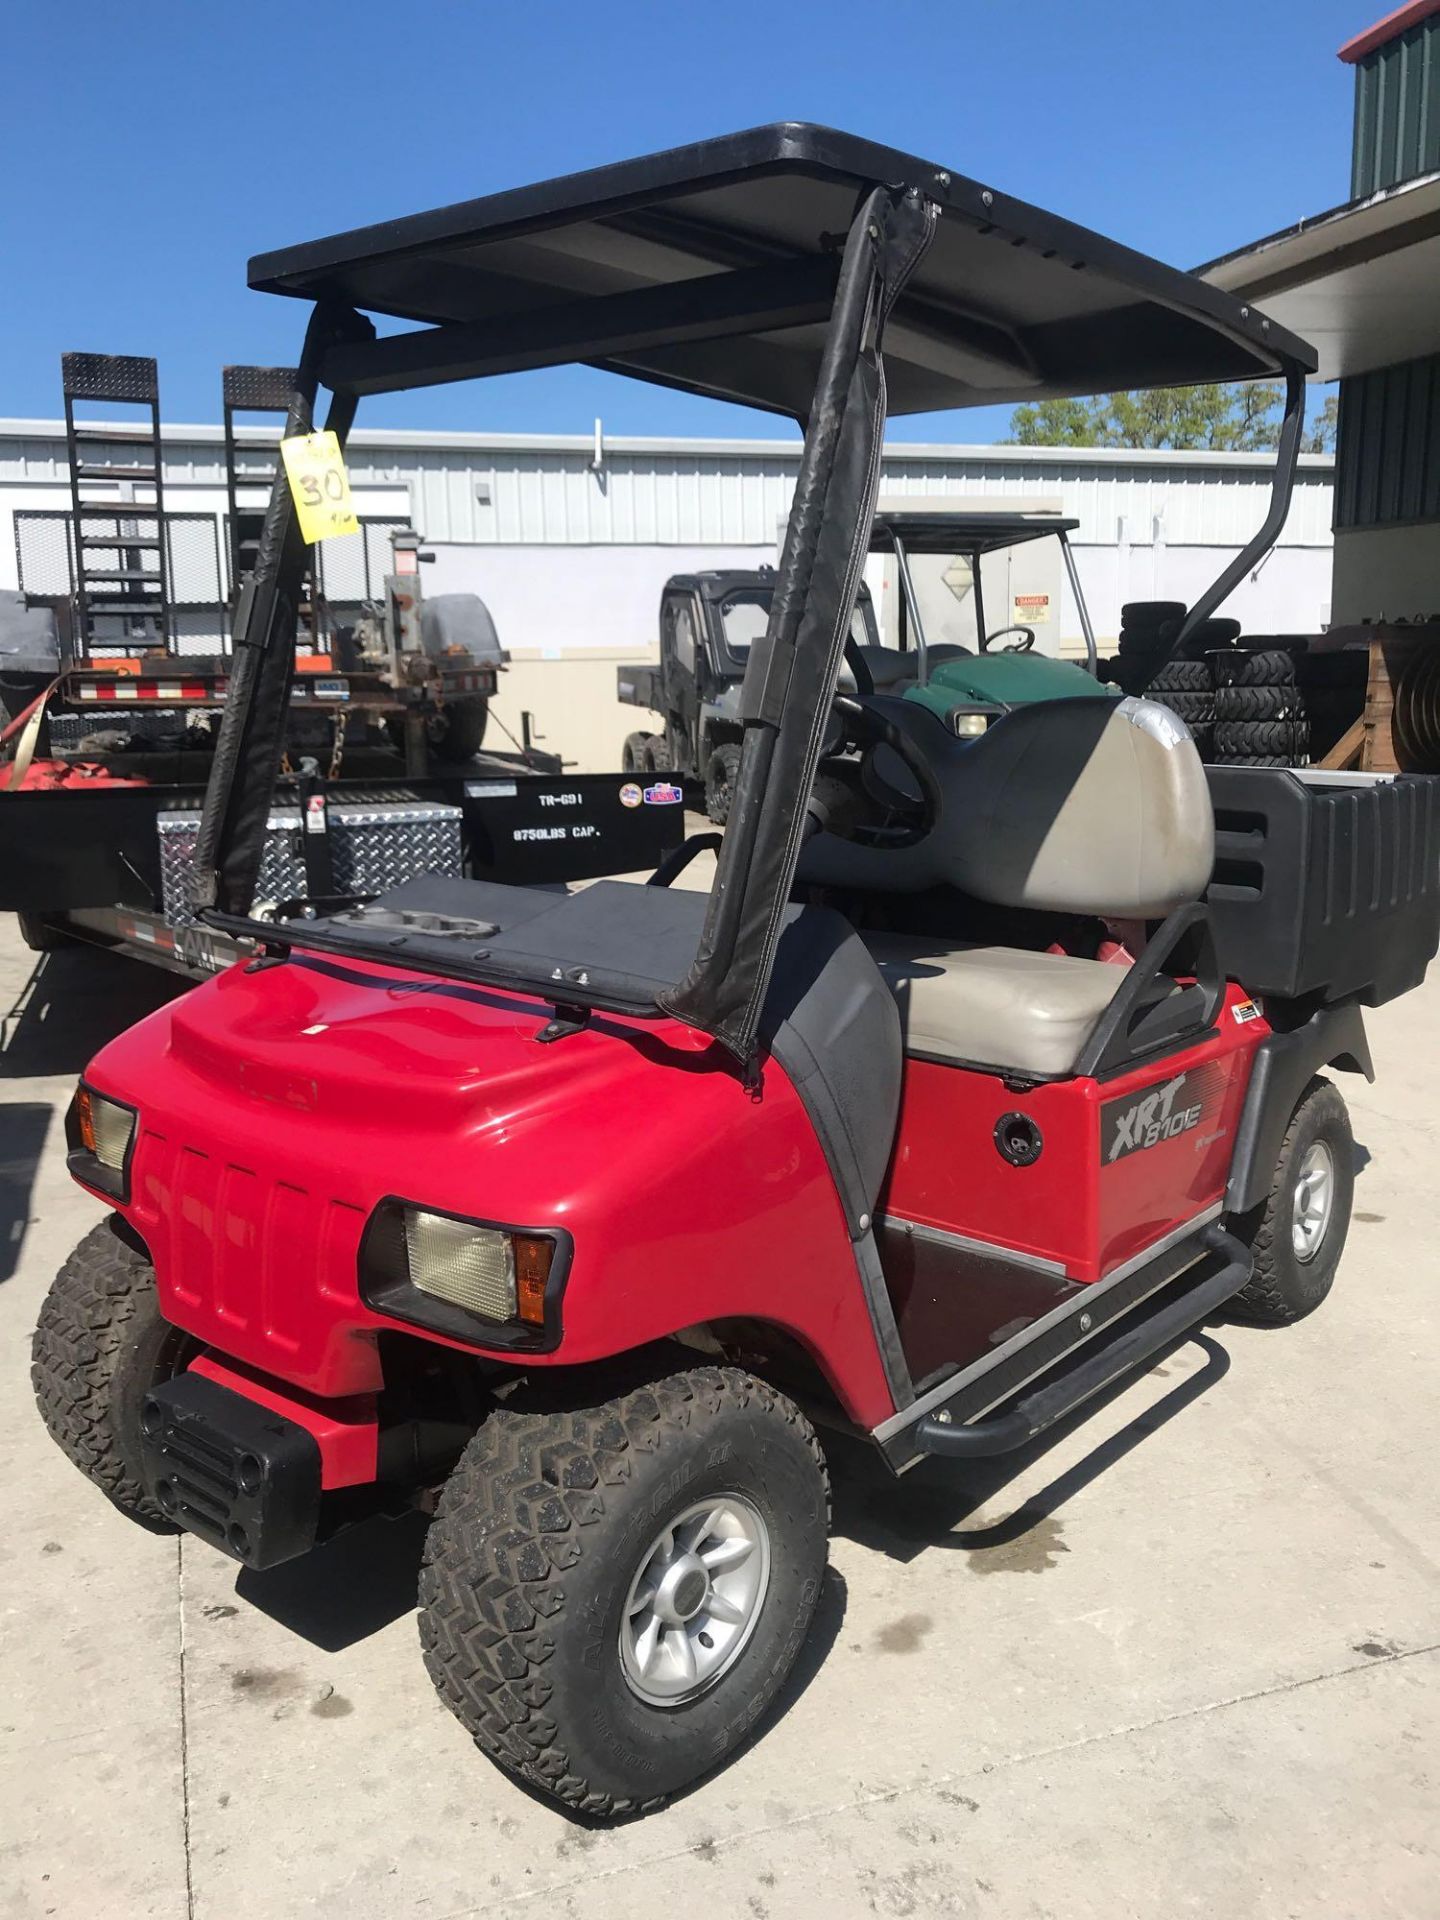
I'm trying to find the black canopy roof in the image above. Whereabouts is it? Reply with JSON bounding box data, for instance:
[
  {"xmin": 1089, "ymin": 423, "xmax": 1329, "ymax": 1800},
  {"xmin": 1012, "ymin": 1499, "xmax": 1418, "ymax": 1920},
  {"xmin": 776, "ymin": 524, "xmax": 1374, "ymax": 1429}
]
[
  {"xmin": 250, "ymin": 123, "xmax": 1316, "ymax": 418},
  {"xmin": 869, "ymin": 509, "xmax": 1079, "ymax": 555}
]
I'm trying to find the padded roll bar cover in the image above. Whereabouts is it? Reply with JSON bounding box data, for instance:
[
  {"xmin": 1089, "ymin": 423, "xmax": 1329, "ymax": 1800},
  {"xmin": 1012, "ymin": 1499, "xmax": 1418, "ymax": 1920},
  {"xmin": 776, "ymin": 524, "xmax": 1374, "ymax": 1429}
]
[{"xmin": 950, "ymin": 697, "xmax": 1214, "ymax": 920}]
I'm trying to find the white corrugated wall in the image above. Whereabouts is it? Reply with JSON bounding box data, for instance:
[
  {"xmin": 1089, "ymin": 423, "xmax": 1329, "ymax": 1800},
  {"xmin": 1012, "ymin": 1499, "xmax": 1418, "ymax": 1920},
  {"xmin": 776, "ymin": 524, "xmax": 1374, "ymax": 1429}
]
[{"xmin": 0, "ymin": 421, "xmax": 1334, "ymax": 552}]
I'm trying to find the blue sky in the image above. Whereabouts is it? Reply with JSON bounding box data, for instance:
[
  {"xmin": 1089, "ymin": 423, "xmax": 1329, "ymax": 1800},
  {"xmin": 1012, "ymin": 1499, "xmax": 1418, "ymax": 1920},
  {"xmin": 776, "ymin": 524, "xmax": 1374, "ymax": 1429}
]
[{"xmin": 1, "ymin": 0, "xmax": 1365, "ymax": 443}]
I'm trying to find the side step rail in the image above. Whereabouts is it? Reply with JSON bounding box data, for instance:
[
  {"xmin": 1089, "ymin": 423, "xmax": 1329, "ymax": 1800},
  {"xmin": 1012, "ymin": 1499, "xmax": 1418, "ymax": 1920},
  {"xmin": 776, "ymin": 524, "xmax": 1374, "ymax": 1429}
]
[{"xmin": 915, "ymin": 1223, "xmax": 1250, "ymax": 1461}]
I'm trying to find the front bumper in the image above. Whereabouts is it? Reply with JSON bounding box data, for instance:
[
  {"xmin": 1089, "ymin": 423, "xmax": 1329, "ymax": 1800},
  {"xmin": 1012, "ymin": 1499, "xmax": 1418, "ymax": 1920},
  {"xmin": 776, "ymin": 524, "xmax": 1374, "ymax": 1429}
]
[{"xmin": 140, "ymin": 1372, "xmax": 322, "ymax": 1570}]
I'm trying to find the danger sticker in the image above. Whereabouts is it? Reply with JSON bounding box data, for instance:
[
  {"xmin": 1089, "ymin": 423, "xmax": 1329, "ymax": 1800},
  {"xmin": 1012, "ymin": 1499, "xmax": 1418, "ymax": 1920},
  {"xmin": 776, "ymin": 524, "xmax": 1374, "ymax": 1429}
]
[{"xmin": 1232, "ymin": 999, "xmax": 1262, "ymax": 1024}]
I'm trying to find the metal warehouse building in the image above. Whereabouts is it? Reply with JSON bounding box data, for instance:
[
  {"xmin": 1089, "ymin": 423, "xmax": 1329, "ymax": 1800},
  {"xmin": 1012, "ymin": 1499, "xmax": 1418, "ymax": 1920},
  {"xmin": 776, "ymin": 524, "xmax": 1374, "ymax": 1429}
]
[{"xmin": 0, "ymin": 419, "xmax": 1334, "ymax": 769}]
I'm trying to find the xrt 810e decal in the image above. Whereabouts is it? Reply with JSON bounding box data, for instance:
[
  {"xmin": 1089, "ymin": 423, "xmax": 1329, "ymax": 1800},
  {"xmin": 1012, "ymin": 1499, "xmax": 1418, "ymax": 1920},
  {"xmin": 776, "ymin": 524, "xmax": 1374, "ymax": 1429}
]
[{"xmin": 1101, "ymin": 1065, "xmax": 1227, "ymax": 1164}]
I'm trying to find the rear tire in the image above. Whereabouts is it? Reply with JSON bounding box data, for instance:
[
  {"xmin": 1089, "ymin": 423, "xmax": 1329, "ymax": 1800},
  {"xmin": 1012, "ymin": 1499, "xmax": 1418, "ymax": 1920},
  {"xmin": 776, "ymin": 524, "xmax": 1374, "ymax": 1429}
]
[
  {"xmin": 31, "ymin": 1218, "xmax": 192, "ymax": 1528},
  {"xmin": 418, "ymin": 1367, "xmax": 829, "ymax": 1816},
  {"xmin": 621, "ymin": 732, "xmax": 650, "ymax": 775},
  {"xmin": 16, "ymin": 910, "xmax": 68, "ymax": 953},
  {"xmin": 1228, "ymin": 1078, "xmax": 1354, "ymax": 1326},
  {"xmin": 429, "ymin": 698, "xmax": 488, "ymax": 763},
  {"xmin": 705, "ymin": 742, "xmax": 741, "ymax": 825}
]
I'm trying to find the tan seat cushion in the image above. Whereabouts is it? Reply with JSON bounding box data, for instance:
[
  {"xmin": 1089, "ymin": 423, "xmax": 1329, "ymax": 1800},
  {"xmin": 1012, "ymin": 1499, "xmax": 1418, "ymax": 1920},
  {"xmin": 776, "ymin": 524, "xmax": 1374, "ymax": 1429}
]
[{"xmin": 862, "ymin": 934, "xmax": 1128, "ymax": 1077}]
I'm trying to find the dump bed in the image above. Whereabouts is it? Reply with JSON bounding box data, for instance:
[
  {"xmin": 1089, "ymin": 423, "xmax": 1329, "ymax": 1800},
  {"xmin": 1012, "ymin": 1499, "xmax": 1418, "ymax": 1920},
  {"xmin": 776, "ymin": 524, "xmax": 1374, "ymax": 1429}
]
[
  {"xmin": 616, "ymin": 664, "xmax": 664, "ymax": 712},
  {"xmin": 1205, "ymin": 766, "xmax": 1440, "ymax": 1006}
]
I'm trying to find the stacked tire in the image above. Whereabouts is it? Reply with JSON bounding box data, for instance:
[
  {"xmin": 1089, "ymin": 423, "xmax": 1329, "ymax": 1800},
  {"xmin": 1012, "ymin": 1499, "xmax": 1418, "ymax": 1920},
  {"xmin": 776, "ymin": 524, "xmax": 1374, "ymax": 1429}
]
[
  {"xmin": 1107, "ymin": 604, "xmax": 1245, "ymax": 760},
  {"xmin": 1143, "ymin": 656, "xmax": 1215, "ymax": 760},
  {"xmin": 1212, "ymin": 649, "xmax": 1308, "ymax": 768},
  {"xmin": 1107, "ymin": 600, "xmax": 1188, "ymax": 696}
]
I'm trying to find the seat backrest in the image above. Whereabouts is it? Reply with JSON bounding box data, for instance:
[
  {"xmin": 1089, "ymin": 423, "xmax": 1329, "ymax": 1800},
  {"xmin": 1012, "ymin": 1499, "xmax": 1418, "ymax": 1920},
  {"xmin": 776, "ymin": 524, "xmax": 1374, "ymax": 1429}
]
[
  {"xmin": 946, "ymin": 696, "xmax": 1214, "ymax": 919},
  {"xmin": 855, "ymin": 642, "xmax": 973, "ymax": 691},
  {"xmin": 799, "ymin": 694, "xmax": 1214, "ymax": 918}
]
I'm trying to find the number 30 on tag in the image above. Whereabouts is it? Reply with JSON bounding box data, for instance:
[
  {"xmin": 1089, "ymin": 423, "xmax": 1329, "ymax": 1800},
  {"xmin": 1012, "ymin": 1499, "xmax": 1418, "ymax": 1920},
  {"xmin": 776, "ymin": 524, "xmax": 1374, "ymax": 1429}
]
[{"xmin": 280, "ymin": 430, "xmax": 360, "ymax": 544}]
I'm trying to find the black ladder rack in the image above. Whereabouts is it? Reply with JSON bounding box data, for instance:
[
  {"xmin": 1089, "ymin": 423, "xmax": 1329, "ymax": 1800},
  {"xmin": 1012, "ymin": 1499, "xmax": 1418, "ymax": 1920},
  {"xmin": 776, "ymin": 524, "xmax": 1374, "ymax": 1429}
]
[
  {"xmin": 221, "ymin": 364, "xmax": 295, "ymax": 582},
  {"xmin": 62, "ymin": 352, "xmax": 172, "ymax": 657},
  {"xmin": 222, "ymin": 365, "xmax": 325, "ymax": 653}
]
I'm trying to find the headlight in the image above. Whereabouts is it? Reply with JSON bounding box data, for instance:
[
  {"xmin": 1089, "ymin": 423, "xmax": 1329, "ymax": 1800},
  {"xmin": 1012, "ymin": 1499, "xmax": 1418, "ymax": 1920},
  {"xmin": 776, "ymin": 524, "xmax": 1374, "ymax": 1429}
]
[
  {"xmin": 66, "ymin": 1083, "xmax": 138, "ymax": 1200},
  {"xmin": 360, "ymin": 1200, "xmax": 567, "ymax": 1350},
  {"xmin": 949, "ymin": 708, "xmax": 996, "ymax": 738},
  {"xmin": 405, "ymin": 1210, "xmax": 518, "ymax": 1321}
]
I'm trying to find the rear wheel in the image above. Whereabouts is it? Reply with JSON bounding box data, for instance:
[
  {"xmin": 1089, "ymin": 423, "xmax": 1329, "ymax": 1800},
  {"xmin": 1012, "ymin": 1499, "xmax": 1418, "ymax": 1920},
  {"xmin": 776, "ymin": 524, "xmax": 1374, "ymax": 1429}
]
[
  {"xmin": 1229, "ymin": 1078, "xmax": 1354, "ymax": 1326},
  {"xmin": 621, "ymin": 731, "xmax": 650, "ymax": 775},
  {"xmin": 705, "ymin": 742, "xmax": 742, "ymax": 825},
  {"xmin": 16, "ymin": 910, "xmax": 69, "ymax": 953},
  {"xmin": 418, "ymin": 1366, "xmax": 829, "ymax": 1816},
  {"xmin": 428, "ymin": 697, "xmax": 488, "ymax": 762},
  {"xmin": 32, "ymin": 1218, "xmax": 192, "ymax": 1527}
]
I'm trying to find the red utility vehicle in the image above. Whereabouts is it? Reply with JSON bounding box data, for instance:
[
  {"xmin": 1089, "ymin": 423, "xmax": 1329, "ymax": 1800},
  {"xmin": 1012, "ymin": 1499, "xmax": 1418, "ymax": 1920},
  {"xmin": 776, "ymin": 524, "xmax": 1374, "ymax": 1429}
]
[{"xmin": 33, "ymin": 127, "xmax": 1440, "ymax": 1816}]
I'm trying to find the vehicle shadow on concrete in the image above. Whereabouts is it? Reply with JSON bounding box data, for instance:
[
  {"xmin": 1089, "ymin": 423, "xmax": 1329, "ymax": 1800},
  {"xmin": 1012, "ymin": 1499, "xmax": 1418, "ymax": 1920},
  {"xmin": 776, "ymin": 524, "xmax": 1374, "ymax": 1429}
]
[
  {"xmin": 235, "ymin": 1510, "xmax": 432, "ymax": 1653},
  {"xmin": 0, "ymin": 1101, "xmax": 51, "ymax": 1283},
  {"xmin": 829, "ymin": 1330, "xmax": 1231, "ymax": 1568},
  {"xmin": 0, "ymin": 948, "xmax": 187, "ymax": 1081}
]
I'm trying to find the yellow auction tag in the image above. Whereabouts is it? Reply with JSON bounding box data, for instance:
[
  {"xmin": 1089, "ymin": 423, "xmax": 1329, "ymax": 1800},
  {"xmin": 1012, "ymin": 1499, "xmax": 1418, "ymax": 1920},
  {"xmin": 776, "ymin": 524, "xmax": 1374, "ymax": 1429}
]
[{"xmin": 279, "ymin": 430, "xmax": 360, "ymax": 544}]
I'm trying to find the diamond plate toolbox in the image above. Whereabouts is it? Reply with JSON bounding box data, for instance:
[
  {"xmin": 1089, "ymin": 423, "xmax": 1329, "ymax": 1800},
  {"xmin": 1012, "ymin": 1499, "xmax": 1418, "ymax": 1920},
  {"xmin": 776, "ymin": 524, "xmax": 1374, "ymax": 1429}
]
[
  {"xmin": 158, "ymin": 796, "xmax": 463, "ymax": 926},
  {"xmin": 326, "ymin": 799, "xmax": 463, "ymax": 896},
  {"xmin": 159, "ymin": 810, "xmax": 306, "ymax": 928}
]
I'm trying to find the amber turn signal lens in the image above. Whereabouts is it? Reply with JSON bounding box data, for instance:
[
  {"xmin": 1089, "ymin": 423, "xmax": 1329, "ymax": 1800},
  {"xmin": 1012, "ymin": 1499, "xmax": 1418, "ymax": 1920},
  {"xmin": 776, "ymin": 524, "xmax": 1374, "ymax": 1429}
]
[
  {"xmin": 513, "ymin": 1235, "xmax": 554, "ymax": 1327},
  {"xmin": 76, "ymin": 1085, "xmax": 97, "ymax": 1156}
]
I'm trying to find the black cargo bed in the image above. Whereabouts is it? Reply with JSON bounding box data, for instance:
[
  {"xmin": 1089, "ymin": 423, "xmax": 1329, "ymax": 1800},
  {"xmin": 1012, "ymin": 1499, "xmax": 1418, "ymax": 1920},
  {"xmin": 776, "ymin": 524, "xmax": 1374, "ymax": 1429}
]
[{"xmin": 1205, "ymin": 766, "xmax": 1440, "ymax": 1006}]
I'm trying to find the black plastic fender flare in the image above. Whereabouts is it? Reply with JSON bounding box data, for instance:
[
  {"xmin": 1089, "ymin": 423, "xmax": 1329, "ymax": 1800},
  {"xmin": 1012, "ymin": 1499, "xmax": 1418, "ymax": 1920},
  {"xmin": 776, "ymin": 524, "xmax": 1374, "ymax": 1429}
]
[{"xmin": 1225, "ymin": 1000, "xmax": 1373, "ymax": 1215}]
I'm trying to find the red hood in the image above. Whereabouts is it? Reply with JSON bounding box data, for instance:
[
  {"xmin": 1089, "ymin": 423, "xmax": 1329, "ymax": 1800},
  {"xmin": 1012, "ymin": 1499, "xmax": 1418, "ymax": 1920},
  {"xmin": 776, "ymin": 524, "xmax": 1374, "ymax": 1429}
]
[{"xmin": 81, "ymin": 952, "xmax": 893, "ymax": 1426}]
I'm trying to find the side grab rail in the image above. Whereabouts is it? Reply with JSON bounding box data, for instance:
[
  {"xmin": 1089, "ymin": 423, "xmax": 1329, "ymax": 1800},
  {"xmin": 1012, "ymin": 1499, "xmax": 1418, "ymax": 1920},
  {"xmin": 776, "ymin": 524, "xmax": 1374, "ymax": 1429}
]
[{"xmin": 1073, "ymin": 901, "xmax": 1225, "ymax": 1079}]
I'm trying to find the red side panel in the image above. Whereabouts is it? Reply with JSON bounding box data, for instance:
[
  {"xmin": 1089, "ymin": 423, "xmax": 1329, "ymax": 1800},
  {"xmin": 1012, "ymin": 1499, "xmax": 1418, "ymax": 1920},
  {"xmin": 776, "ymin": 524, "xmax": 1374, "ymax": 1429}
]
[
  {"xmin": 882, "ymin": 984, "xmax": 1268, "ymax": 1283},
  {"xmin": 885, "ymin": 1064, "xmax": 1098, "ymax": 1274},
  {"xmin": 1093, "ymin": 992, "xmax": 1265, "ymax": 1278}
]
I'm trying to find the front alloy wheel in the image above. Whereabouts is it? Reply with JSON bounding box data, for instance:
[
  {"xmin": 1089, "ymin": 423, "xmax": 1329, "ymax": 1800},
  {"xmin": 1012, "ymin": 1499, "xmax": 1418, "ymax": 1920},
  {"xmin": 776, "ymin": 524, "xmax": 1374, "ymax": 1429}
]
[
  {"xmin": 418, "ymin": 1367, "xmax": 829, "ymax": 1816},
  {"xmin": 620, "ymin": 1495, "xmax": 771, "ymax": 1705}
]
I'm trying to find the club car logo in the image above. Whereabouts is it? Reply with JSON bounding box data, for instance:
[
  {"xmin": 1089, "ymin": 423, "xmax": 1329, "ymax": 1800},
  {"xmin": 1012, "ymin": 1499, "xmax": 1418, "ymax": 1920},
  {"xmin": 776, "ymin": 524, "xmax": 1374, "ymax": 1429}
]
[{"xmin": 1102, "ymin": 1073, "xmax": 1204, "ymax": 1163}]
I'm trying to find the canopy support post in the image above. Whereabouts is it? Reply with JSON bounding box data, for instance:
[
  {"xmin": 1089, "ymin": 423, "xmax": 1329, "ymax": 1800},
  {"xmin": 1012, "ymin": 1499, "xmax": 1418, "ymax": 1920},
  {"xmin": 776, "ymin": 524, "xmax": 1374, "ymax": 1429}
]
[
  {"xmin": 1147, "ymin": 362, "xmax": 1307, "ymax": 683},
  {"xmin": 191, "ymin": 304, "xmax": 374, "ymax": 918}
]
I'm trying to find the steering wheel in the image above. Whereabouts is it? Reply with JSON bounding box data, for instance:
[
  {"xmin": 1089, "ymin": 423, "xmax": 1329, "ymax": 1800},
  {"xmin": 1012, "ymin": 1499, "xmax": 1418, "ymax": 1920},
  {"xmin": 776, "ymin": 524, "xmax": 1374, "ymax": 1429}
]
[
  {"xmin": 981, "ymin": 624, "xmax": 1035, "ymax": 654},
  {"xmin": 831, "ymin": 693, "xmax": 942, "ymax": 829}
]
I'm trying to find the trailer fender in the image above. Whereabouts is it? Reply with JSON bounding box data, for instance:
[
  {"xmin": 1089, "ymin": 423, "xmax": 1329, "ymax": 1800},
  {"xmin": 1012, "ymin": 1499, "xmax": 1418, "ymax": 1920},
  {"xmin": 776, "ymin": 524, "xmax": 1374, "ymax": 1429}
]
[{"xmin": 1225, "ymin": 1001, "xmax": 1373, "ymax": 1215}]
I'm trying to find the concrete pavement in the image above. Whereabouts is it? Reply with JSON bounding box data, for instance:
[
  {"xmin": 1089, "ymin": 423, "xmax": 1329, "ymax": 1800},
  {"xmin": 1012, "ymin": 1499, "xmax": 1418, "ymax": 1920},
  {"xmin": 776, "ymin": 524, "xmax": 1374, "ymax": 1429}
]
[{"xmin": 2, "ymin": 920, "xmax": 1438, "ymax": 1919}]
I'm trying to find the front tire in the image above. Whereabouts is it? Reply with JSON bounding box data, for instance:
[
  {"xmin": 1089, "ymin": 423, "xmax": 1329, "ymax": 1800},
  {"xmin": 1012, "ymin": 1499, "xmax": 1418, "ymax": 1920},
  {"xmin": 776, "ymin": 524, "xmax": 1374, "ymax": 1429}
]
[
  {"xmin": 31, "ymin": 1218, "xmax": 192, "ymax": 1527},
  {"xmin": 705, "ymin": 742, "xmax": 741, "ymax": 825},
  {"xmin": 418, "ymin": 1367, "xmax": 829, "ymax": 1816},
  {"xmin": 1229, "ymin": 1077, "xmax": 1354, "ymax": 1326}
]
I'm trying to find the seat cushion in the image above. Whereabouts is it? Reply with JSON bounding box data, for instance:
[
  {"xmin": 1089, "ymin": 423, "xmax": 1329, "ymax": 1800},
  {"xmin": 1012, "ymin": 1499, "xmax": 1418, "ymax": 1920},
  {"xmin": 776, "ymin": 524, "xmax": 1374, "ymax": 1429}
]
[{"xmin": 861, "ymin": 934, "xmax": 1128, "ymax": 1077}]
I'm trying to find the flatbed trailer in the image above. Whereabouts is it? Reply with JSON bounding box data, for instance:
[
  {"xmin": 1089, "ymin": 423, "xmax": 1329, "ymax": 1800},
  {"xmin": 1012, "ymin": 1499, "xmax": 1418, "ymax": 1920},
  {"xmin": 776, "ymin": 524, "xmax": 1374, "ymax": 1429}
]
[
  {"xmin": 1, "ymin": 352, "xmax": 680, "ymax": 971},
  {"xmin": 0, "ymin": 761, "xmax": 680, "ymax": 975}
]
